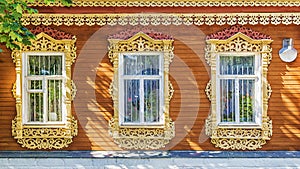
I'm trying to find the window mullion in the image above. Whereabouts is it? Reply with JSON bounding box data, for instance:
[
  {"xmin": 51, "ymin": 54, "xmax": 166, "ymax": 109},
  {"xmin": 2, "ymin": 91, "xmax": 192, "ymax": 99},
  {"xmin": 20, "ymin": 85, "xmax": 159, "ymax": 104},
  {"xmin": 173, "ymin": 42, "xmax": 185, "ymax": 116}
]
[
  {"xmin": 234, "ymin": 79, "xmax": 240, "ymax": 123},
  {"xmin": 43, "ymin": 77, "xmax": 48, "ymax": 123},
  {"xmin": 140, "ymin": 78, "xmax": 144, "ymax": 124},
  {"xmin": 159, "ymin": 77, "xmax": 163, "ymax": 122}
]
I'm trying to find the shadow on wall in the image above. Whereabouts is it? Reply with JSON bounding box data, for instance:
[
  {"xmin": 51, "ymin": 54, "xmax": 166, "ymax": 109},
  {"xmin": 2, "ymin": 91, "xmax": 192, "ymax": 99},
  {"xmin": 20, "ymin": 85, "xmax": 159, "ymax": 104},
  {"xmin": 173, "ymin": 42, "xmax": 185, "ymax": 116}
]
[
  {"xmin": 266, "ymin": 27, "xmax": 300, "ymax": 150},
  {"xmin": 73, "ymin": 24, "xmax": 214, "ymax": 150},
  {"xmin": 73, "ymin": 26, "xmax": 120, "ymax": 150},
  {"xmin": 278, "ymin": 63, "xmax": 300, "ymax": 149}
]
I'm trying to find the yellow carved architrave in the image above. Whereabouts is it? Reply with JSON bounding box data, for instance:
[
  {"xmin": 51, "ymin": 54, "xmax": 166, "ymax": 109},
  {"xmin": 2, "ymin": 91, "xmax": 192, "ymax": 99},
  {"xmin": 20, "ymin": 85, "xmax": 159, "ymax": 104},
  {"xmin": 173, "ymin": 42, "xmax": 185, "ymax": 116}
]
[
  {"xmin": 108, "ymin": 32, "xmax": 175, "ymax": 149},
  {"xmin": 28, "ymin": 0, "xmax": 300, "ymax": 7},
  {"xmin": 11, "ymin": 32, "xmax": 78, "ymax": 149},
  {"xmin": 205, "ymin": 31, "xmax": 273, "ymax": 150}
]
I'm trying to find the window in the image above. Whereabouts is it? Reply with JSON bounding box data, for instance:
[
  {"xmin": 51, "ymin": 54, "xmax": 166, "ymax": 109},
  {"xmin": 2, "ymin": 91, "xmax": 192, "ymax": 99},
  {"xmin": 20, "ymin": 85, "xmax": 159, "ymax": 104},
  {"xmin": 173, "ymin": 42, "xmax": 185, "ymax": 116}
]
[
  {"xmin": 11, "ymin": 26, "xmax": 78, "ymax": 149},
  {"xmin": 108, "ymin": 30, "xmax": 175, "ymax": 149},
  {"xmin": 217, "ymin": 54, "xmax": 261, "ymax": 125},
  {"xmin": 119, "ymin": 53, "xmax": 163, "ymax": 125},
  {"xmin": 23, "ymin": 53, "xmax": 66, "ymax": 124},
  {"xmin": 205, "ymin": 25, "xmax": 273, "ymax": 150}
]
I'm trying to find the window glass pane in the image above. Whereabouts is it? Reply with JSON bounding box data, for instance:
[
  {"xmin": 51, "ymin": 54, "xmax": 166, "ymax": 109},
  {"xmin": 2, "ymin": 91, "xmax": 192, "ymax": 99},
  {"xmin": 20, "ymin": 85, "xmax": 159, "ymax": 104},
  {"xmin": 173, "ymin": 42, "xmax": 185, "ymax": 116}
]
[
  {"xmin": 124, "ymin": 80, "xmax": 140, "ymax": 123},
  {"xmin": 28, "ymin": 80, "xmax": 42, "ymax": 90},
  {"xmin": 144, "ymin": 79, "xmax": 160, "ymax": 123},
  {"xmin": 28, "ymin": 93, "xmax": 43, "ymax": 122},
  {"xmin": 220, "ymin": 79, "xmax": 236, "ymax": 122},
  {"xmin": 220, "ymin": 56, "xmax": 254, "ymax": 75},
  {"xmin": 28, "ymin": 55, "xmax": 62, "ymax": 75},
  {"xmin": 48, "ymin": 80, "xmax": 62, "ymax": 122},
  {"xmin": 239, "ymin": 79, "xmax": 255, "ymax": 122},
  {"xmin": 123, "ymin": 55, "xmax": 159, "ymax": 75}
]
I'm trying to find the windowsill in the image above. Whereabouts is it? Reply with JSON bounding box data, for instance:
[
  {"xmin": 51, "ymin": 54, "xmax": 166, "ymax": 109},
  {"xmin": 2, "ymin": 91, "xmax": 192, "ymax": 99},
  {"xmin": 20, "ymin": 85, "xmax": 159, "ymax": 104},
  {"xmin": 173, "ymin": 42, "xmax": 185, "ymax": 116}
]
[
  {"xmin": 217, "ymin": 123, "xmax": 262, "ymax": 128},
  {"xmin": 23, "ymin": 123, "xmax": 67, "ymax": 128},
  {"xmin": 119, "ymin": 123, "xmax": 165, "ymax": 128}
]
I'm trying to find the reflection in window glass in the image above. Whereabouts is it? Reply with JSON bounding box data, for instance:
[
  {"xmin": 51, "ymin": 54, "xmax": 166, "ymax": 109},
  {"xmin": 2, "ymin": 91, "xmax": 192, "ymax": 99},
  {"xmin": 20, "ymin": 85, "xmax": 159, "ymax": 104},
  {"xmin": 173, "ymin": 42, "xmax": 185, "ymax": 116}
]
[
  {"xmin": 121, "ymin": 54, "xmax": 162, "ymax": 125},
  {"xmin": 219, "ymin": 55, "xmax": 256, "ymax": 123},
  {"xmin": 26, "ymin": 55, "xmax": 64, "ymax": 123}
]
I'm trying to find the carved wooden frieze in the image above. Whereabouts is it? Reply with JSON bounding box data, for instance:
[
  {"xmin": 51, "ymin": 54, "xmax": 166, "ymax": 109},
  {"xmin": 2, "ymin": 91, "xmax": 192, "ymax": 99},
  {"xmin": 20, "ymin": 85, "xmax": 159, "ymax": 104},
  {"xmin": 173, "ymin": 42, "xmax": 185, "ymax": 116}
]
[
  {"xmin": 28, "ymin": 0, "xmax": 300, "ymax": 7},
  {"xmin": 21, "ymin": 13, "xmax": 300, "ymax": 26}
]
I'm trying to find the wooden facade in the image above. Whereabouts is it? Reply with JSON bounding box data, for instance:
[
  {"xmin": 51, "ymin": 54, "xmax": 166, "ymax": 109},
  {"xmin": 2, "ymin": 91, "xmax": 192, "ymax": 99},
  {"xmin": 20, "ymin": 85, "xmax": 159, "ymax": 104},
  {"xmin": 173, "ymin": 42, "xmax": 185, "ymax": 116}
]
[{"xmin": 0, "ymin": 0, "xmax": 300, "ymax": 151}]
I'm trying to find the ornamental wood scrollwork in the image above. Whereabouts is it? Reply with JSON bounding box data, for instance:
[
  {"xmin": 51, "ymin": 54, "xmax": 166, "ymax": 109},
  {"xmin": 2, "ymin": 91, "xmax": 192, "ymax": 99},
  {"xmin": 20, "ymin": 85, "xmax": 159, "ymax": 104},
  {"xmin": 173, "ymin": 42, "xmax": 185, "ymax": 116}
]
[
  {"xmin": 109, "ymin": 118, "xmax": 175, "ymax": 149},
  {"xmin": 28, "ymin": 0, "xmax": 300, "ymax": 7},
  {"xmin": 11, "ymin": 116, "xmax": 78, "ymax": 149},
  {"xmin": 205, "ymin": 80, "xmax": 212, "ymax": 101},
  {"xmin": 71, "ymin": 80, "xmax": 77, "ymax": 101},
  {"xmin": 205, "ymin": 25, "xmax": 273, "ymax": 150},
  {"xmin": 108, "ymin": 29, "xmax": 175, "ymax": 149},
  {"xmin": 21, "ymin": 13, "xmax": 300, "ymax": 27},
  {"xmin": 11, "ymin": 26, "xmax": 78, "ymax": 149}
]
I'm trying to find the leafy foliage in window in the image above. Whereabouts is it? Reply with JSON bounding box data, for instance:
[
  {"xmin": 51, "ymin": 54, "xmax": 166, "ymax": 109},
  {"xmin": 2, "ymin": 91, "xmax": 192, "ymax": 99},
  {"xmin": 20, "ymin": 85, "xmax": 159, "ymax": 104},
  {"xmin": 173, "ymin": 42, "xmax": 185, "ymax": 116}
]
[
  {"xmin": 25, "ymin": 55, "xmax": 64, "ymax": 124},
  {"xmin": 205, "ymin": 25, "xmax": 273, "ymax": 150},
  {"xmin": 218, "ymin": 55, "xmax": 258, "ymax": 124}
]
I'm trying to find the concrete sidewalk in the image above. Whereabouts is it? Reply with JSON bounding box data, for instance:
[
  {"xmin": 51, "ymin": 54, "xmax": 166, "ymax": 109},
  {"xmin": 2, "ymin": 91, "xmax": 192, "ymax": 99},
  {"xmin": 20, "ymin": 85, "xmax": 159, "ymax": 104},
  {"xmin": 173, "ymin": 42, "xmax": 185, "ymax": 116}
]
[
  {"xmin": 1, "ymin": 151, "xmax": 300, "ymax": 169},
  {"xmin": 1, "ymin": 157, "xmax": 300, "ymax": 169}
]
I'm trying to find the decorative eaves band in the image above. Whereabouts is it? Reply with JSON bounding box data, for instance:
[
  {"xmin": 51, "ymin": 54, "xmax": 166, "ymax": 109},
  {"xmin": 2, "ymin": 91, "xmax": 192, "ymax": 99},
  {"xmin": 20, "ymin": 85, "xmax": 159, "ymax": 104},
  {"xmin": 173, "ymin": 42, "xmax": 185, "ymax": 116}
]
[
  {"xmin": 28, "ymin": 0, "xmax": 300, "ymax": 7},
  {"xmin": 22, "ymin": 13, "xmax": 300, "ymax": 26}
]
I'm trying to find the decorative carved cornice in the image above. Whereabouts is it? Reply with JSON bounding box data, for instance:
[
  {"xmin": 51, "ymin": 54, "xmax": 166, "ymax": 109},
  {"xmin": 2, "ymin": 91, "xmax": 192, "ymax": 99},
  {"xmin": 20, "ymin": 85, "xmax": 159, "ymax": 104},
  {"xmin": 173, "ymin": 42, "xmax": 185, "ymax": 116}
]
[
  {"xmin": 108, "ymin": 32, "xmax": 174, "ymax": 63},
  {"xmin": 22, "ymin": 13, "xmax": 300, "ymax": 26},
  {"xmin": 30, "ymin": 25, "xmax": 73, "ymax": 40},
  {"xmin": 206, "ymin": 25, "xmax": 271, "ymax": 40},
  {"xmin": 27, "ymin": 0, "xmax": 300, "ymax": 7},
  {"xmin": 108, "ymin": 27, "xmax": 173, "ymax": 40}
]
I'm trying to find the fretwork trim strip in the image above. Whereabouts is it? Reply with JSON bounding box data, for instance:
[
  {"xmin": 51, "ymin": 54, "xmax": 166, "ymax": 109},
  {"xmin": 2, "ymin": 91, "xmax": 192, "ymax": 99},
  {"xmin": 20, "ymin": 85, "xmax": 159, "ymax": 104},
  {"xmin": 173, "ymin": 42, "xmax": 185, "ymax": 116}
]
[
  {"xmin": 22, "ymin": 13, "xmax": 300, "ymax": 26},
  {"xmin": 28, "ymin": 0, "xmax": 300, "ymax": 7}
]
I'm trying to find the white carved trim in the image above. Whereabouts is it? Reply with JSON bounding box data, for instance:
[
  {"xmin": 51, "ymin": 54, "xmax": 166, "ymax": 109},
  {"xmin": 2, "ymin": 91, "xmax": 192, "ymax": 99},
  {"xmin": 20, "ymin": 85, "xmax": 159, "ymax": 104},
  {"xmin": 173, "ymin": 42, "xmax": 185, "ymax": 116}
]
[{"xmin": 22, "ymin": 13, "xmax": 300, "ymax": 26}]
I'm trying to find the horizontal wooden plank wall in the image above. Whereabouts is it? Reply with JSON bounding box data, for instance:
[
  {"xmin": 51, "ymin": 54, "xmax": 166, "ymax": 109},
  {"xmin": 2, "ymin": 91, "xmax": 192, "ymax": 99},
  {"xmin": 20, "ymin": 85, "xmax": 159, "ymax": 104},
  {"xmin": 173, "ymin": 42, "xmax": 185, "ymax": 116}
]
[
  {"xmin": 0, "ymin": 24, "xmax": 299, "ymax": 150},
  {"xmin": 0, "ymin": 46, "xmax": 18, "ymax": 150}
]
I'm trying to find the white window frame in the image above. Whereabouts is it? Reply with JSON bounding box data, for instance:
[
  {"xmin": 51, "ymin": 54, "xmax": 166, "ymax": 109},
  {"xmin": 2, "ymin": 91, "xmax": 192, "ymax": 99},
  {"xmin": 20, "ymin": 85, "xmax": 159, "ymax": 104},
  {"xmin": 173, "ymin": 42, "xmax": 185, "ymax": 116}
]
[
  {"xmin": 22, "ymin": 52, "xmax": 66, "ymax": 125},
  {"xmin": 118, "ymin": 52, "xmax": 164, "ymax": 126},
  {"xmin": 216, "ymin": 52, "xmax": 262, "ymax": 127}
]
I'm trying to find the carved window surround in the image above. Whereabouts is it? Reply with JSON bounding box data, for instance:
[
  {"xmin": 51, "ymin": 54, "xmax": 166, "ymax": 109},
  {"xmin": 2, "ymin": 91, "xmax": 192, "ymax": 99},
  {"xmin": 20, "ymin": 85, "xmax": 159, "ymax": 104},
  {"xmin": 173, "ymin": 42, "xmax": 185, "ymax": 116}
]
[
  {"xmin": 108, "ymin": 29, "xmax": 175, "ymax": 149},
  {"xmin": 21, "ymin": 13, "xmax": 300, "ymax": 27},
  {"xmin": 11, "ymin": 26, "xmax": 78, "ymax": 149},
  {"xmin": 28, "ymin": 0, "xmax": 300, "ymax": 7},
  {"xmin": 205, "ymin": 25, "xmax": 273, "ymax": 150}
]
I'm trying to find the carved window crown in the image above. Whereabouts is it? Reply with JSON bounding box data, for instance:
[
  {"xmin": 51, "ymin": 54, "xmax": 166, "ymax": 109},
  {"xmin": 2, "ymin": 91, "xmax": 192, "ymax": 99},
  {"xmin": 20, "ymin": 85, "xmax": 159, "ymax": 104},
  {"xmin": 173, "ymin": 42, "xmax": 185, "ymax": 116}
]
[
  {"xmin": 108, "ymin": 28, "xmax": 175, "ymax": 149},
  {"xmin": 11, "ymin": 26, "xmax": 78, "ymax": 149},
  {"xmin": 205, "ymin": 25, "xmax": 273, "ymax": 150}
]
